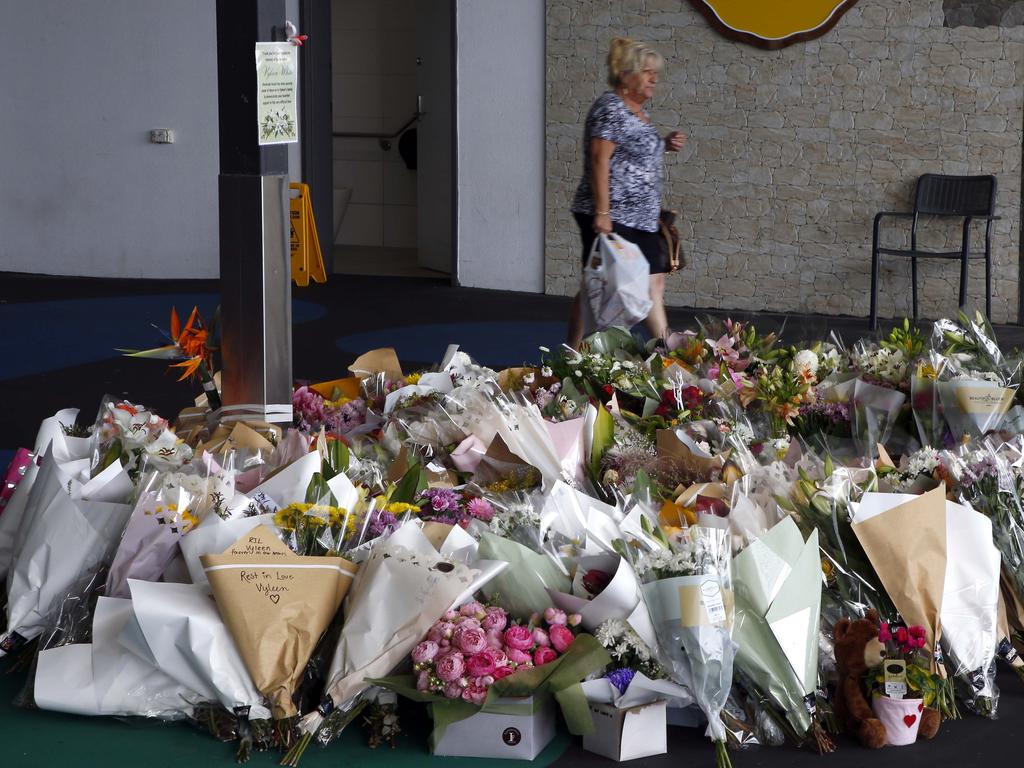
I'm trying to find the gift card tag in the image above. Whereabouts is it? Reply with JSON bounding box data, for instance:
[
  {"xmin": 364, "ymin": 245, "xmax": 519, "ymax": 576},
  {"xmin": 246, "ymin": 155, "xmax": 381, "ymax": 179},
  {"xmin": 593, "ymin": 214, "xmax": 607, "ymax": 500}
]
[{"xmin": 884, "ymin": 659, "xmax": 907, "ymax": 699}]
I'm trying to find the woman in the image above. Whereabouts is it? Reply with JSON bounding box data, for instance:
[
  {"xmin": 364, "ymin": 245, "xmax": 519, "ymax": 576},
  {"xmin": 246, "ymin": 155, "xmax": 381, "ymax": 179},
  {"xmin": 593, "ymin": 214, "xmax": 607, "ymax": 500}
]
[{"xmin": 568, "ymin": 37, "xmax": 685, "ymax": 349}]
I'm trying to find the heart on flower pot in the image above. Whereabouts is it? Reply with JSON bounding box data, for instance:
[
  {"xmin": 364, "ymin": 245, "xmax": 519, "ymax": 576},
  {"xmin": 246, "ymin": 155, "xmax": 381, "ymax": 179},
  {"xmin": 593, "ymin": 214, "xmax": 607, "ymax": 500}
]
[{"xmin": 872, "ymin": 694, "xmax": 923, "ymax": 746}]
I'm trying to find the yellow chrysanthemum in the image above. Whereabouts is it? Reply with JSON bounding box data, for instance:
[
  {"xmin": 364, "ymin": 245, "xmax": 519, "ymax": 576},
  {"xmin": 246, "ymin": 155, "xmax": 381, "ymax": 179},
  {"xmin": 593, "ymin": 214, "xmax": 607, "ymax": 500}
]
[
  {"xmin": 405, "ymin": 372, "xmax": 422, "ymax": 385},
  {"xmin": 385, "ymin": 501, "xmax": 421, "ymax": 515}
]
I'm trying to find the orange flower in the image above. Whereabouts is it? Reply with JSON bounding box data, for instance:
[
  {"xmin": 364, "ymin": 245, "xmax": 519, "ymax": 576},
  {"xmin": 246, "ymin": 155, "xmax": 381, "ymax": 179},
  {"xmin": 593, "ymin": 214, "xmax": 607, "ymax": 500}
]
[
  {"xmin": 776, "ymin": 402, "xmax": 801, "ymax": 425},
  {"xmin": 169, "ymin": 306, "xmax": 214, "ymax": 382}
]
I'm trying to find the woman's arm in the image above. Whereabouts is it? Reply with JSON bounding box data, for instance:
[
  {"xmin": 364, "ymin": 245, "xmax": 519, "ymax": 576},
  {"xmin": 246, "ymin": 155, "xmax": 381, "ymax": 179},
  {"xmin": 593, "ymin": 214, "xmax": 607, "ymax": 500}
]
[{"xmin": 590, "ymin": 137, "xmax": 615, "ymax": 234}]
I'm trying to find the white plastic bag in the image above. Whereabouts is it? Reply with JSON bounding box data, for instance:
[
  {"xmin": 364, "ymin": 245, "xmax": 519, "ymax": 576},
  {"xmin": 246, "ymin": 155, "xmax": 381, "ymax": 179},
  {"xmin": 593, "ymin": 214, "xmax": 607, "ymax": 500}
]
[{"xmin": 582, "ymin": 233, "xmax": 652, "ymax": 333}]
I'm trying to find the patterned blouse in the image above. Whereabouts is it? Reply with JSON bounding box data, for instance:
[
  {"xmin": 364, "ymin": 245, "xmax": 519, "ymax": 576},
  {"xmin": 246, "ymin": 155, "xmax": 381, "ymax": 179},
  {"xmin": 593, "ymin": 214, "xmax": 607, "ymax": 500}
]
[{"xmin": 571, "ymin": 90, "xmax": 665, "ymax": 233}]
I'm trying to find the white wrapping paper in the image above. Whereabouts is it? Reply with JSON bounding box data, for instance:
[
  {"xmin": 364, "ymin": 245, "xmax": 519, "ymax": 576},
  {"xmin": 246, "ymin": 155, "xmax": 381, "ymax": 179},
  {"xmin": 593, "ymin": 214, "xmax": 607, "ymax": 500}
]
[
  {"xmin": 581, "ymin": 671, "xmax": 693, "ymax": 710},
  {"xmin": 321, "ymin": 524, "xmax": 484, "ymax": 711},
  {"xmin": 547, "ymin": 553, "xmax": 658, "ymax": 649},
  {"xmin": 35, "ymin": 596, "xmax": 200, "ymax": 718},
  {"xmin": 125, "ymin": 579, "xmax": 269, "ymax": 718},
  {"xmin": 2, "ymin": 452, "xmax": 132, "ymax": 651}
]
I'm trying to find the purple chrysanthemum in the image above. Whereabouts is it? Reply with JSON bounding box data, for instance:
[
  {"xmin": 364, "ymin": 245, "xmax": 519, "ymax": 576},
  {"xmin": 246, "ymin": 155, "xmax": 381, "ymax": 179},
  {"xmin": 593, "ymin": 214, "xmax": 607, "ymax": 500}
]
[{"xmin": 605, "ymin": 667, "xmax": 636, "ymax": 695}]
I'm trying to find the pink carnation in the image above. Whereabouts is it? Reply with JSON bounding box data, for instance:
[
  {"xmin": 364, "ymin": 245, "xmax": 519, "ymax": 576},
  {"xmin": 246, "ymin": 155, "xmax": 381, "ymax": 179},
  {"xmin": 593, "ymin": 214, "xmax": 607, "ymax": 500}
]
[
  {"xmin": 435, "ymin": 652, "xmax": 466, "ymax": 682},
  {"xmin": 482, "ymin": 607, "xmax": 508, "ymax": 632},
  {"xmin": 534, "ymin": 646, "xmax": 558, "ymax": 666},
  {"xmin": 411, "ymin": 640, "xmax": 440, "ymax": 664},
  {"xmin": 453, "ymin": 625, "xmax": 488, "ymax": 655},
  {"xmin": 544, "ymin": 607, "xmax": 567, "ymax": 626},
  {"xmin": 549, "ymin": 624, "xmax": 575, "ymax": 653},
  {"xmin": 504, "ymin": 625, "xmax": 534, "ymax": 651},
  {"xmin": 466, "ymin": 651, "xmax": 497, "ymax": 677},
  {"xmin": 462, "ymin": 683, "xmax": 489, "ymax": 706}
]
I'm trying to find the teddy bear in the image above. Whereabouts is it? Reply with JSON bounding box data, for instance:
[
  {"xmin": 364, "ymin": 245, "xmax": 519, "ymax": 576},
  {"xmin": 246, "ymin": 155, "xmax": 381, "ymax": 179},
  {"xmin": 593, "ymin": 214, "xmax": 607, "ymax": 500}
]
[{"xmin": 833, "ymin": 609, "xmax": 940, "ymax": 747}]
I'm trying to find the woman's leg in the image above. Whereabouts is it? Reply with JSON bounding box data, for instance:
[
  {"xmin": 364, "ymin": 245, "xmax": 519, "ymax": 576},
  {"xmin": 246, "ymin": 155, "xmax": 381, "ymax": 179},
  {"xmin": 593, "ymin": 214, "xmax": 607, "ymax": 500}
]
[
  {"xmin": 645, "ymin": 271, "xmax": 668, "ymax": 341},
  {"xmin": 567, "ymin": 291, "xmax": 585, "ymax": 349},
  {"xmin": 569, "ymin": 212, "xmax": 595, "ymax": 349}
]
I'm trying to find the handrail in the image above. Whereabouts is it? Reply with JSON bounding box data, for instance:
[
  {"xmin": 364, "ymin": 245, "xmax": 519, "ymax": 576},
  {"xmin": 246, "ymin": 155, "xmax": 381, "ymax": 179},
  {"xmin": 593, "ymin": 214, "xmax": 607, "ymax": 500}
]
[{"xmin": 332, "ymin": 111, "xmax": 420, "ymax": 141}]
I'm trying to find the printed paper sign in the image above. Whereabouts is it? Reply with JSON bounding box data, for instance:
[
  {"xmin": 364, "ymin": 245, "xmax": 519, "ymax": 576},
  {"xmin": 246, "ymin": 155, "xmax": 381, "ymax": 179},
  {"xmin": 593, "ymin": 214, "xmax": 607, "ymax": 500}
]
[{"xmin": 255, "ymin": 42, "xmax": 298, "ymax": 145}]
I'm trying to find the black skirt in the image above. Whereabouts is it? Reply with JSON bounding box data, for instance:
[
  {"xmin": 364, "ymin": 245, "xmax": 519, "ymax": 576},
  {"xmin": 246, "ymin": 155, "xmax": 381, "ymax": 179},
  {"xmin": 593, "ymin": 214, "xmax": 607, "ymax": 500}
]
[{"xmin": 573, "ymin": 212, "xmax": 669, "ymax": 275}]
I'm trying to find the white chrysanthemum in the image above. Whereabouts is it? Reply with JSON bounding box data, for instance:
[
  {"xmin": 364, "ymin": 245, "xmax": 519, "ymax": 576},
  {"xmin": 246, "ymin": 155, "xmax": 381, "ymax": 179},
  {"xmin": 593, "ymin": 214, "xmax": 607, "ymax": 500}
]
[{"xmin": 793, "ymin": 349, "xmax": 819, "ymax": 379}]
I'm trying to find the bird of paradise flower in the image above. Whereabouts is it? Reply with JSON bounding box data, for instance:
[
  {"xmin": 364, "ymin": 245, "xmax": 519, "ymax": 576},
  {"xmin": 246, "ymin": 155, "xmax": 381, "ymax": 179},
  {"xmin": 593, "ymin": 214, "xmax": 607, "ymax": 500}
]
[{"xmin": 118, "ymin": 306, "xmax": 222, "ymax": 411}]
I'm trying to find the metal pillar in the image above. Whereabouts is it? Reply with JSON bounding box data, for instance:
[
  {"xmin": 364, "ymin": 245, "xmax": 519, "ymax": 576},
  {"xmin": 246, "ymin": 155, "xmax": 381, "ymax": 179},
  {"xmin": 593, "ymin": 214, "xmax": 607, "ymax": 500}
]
[{"xmin": 216, "ymin": 0, "xmax": 292, "ymax": 422}]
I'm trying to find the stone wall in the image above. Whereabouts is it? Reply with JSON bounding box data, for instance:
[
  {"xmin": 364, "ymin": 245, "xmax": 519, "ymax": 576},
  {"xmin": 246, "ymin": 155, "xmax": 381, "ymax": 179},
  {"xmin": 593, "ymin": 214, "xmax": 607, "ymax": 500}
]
[
  {"xmin": 944, "ymin": 1, "xmax": 1024, "ymax": 27},
  {"xmin": 545, "ymin": 0, "xmax": 1024, "ymax": 322}
]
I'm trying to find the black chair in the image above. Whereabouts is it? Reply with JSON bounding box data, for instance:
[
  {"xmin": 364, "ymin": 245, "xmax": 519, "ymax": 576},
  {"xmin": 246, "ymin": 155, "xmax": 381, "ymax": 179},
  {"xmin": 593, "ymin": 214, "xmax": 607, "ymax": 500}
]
[{"xmin": 870, "ymin": 174, "xmax": 998, "ymax": 329}]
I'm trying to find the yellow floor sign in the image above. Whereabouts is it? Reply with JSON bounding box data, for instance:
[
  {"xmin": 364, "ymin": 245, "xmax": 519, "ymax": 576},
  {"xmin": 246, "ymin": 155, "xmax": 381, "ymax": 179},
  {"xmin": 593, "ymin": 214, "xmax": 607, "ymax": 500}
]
[{"xmin": 289, "ymin": 183, "xmax": 327, "ymax": 286}]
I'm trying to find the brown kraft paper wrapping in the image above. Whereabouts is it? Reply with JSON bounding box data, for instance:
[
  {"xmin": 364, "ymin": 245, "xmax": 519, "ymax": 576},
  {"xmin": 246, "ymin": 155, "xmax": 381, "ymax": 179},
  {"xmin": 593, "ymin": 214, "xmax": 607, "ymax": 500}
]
[
  {"xmin": 201, "ymin": 525, "xmax": 357, "ymax": 718},
  {"xmin": 852, "ymin": 486, "xmax": 947, "ymax": 661}
]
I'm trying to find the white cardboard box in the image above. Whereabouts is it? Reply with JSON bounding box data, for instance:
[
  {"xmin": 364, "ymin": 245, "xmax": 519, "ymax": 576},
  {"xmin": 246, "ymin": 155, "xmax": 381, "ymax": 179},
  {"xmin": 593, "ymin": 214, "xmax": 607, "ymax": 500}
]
[
  {"xmin": 583, "ymin": 700, "xmax": 668, "ymax": 762},
  {"xmin": 432, "ymin": 696, "xmax": 557, "ymax": 760}
]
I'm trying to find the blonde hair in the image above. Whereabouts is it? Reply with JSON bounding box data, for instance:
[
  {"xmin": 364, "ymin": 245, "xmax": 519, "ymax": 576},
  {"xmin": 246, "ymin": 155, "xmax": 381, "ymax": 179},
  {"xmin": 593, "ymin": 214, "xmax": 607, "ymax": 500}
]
[{"xmin": 606, "ymin": 37, "xmax": 663, "ymax": 88}]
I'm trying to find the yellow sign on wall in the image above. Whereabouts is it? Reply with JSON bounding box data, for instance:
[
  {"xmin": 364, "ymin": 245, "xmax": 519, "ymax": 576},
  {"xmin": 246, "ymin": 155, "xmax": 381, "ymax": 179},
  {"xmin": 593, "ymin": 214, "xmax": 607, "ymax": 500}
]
[
  {"xmin": 289, "ymin": 183, "xmax": 326, "ymax": 287},
  {"xmin": 688, "ymin": 0, "xmax": 859, "ymax": 48}
]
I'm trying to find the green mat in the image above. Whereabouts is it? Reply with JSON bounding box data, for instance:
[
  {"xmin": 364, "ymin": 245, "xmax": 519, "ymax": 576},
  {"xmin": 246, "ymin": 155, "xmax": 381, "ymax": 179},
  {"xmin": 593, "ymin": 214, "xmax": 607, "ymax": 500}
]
[{"xmin": 0, "ymin": 664, "xmax": 569, "ymax": 768}]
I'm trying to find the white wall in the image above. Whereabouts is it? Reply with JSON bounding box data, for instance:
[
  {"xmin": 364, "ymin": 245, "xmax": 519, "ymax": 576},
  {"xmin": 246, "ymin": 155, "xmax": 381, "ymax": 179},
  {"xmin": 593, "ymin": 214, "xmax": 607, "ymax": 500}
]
[
  {"xmin": 0, "ymin": 1, "xmax": 221, "ymax": 279},
  {"xmin": 455, "ymin": 0, "xmax": 545, "ymax": 292}
]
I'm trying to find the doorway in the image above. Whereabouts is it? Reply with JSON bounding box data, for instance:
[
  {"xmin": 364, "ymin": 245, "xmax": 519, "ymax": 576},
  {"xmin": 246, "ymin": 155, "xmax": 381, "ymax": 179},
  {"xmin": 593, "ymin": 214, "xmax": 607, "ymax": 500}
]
[{"xmin": 324, "ymin": 0, "xmax": 454, "ymax": 280}]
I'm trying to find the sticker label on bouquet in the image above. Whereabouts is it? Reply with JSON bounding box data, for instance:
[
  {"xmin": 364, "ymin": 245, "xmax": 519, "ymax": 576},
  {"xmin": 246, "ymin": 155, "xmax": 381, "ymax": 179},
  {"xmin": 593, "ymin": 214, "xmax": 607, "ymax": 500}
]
[
  {"xmin": 700, "ymin": 580, "xmax": 727, "ymax": 624},
  {"xmin": 678, "ymin": 577, "xmax": 727, "ymax": 627},
  {"xmin": 884, "ymin": 659, "xmax": 908, "ymax": 699},
  {"xmin": 954, "ymin": 386, "xmax": 1014, "ymax": 416}
]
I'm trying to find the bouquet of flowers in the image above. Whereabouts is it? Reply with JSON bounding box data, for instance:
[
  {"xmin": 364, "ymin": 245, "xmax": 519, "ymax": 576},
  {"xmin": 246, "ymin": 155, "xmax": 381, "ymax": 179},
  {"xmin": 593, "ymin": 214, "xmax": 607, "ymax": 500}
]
[
  {"xmin": 731, "ymin": 516, "xmax": 833, "ymax": 753},
  {"xmin": 637, "ymin": 515, "xmax": 737, "ymax": 767},
  {"xmin": 852, "ymin": 486, "xmax": 1001, "ymax": 717},
  {"xmin": 374, "ymin": 603, "xmax": 610, "ymax": 750}
]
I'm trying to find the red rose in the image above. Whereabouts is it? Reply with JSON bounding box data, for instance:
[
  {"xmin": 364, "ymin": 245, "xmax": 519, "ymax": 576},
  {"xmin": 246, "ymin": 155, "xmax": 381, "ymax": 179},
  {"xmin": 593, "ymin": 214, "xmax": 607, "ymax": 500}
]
[
  {"xmin": 492, "ymin": 665, "xmax": 516, "ymax": 680},
  {"xmin": 503, "ymin": 625, "xmax": 534, "ymax": 651},
  {"xmin": 534, "ymin": 646, "xmax": 558, "ymax": 666},
  {"xmin": 549, "ymin": 624, "xmax": 575, "ymax": 653},
  {"xmin": 582, "ymin": 568, "xmax": 613, "ymax": 597}
]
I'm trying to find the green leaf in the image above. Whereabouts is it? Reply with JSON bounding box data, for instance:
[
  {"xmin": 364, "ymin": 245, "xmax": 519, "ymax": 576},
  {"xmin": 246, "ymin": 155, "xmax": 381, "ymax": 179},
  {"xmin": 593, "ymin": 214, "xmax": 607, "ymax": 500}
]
[
  {"xmin": 589, "ymin": 403, "xmax": 615, "ymax": 479},
  {"xmin": 391, "ymin": 462, "xmax": 425, "ymax": 504}
]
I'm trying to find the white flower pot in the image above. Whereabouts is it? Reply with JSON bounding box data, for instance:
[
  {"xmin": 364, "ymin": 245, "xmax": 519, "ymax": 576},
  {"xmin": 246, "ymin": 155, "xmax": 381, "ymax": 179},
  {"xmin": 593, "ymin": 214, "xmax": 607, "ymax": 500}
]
[{"xmin": 872, "ymin": 694, "xmax": 923, "ymax": 746}]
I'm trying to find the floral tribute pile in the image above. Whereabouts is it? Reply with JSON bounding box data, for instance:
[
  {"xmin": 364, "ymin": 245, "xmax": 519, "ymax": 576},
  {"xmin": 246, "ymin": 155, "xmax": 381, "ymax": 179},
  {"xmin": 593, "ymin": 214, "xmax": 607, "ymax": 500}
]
[{"xmin": 3, "ymin": 308, "xmax": 1024, "ymax": 766}]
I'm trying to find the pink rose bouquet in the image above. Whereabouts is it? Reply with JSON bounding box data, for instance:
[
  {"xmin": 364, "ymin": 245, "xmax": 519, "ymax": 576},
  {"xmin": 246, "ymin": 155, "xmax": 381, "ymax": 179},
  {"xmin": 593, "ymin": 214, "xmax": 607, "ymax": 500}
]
[{"xmin": 410, "ymin": 605, "xmax": 582, "ymax": 703}]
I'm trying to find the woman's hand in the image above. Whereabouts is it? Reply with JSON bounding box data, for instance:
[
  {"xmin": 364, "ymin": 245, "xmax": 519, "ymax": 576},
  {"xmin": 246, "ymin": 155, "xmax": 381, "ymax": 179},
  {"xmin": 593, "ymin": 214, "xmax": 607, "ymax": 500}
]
[
  {"xmin": 665, "ymin": 131, "xmax": 686, "ymax": 152},
  {"xmin": 593, "ymin": 213, "xmax": 613, "ymax": 234}
]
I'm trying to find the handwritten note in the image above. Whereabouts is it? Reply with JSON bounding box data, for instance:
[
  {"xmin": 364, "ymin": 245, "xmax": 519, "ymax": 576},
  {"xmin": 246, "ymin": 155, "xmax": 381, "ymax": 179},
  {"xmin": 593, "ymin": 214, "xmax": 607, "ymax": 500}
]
[{"xmin": 238, "ymin": 568, "xmax": 294, "ymax": 604}]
